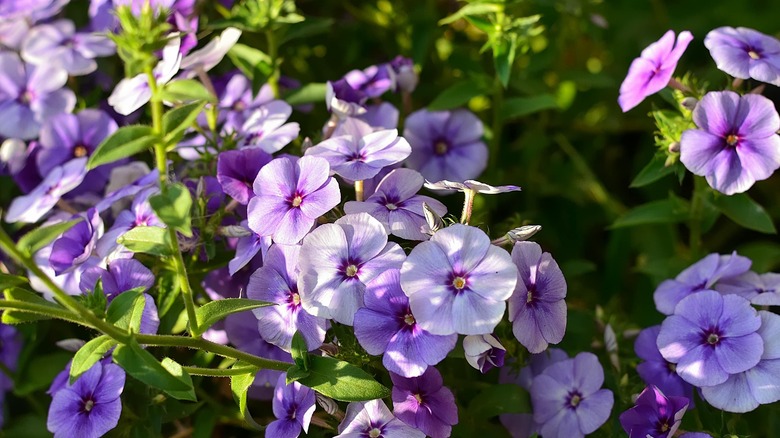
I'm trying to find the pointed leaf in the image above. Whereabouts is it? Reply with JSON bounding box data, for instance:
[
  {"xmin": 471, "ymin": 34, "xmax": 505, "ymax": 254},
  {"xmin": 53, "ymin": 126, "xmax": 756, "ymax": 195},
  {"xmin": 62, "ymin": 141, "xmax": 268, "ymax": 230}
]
[
  {"xmin": 150, "ymin": 184, "xmax": 193, "ymax": 237},
  {"xmin": 112, "ymin": 341, "xmax": 191, "ymax": 394},
  {"xmin": 106, "ymin": 288, "xmax": 147, "ymax": 331},
  {"xmin": 230, "ymin": 363, "xmax": 263, "ymax": 430},
  {"xmin": 283, "ymin": 83, "xmax": 326, "ymax": 106},
  {"xmin": 117, "ymin": 226, "xmax": 172, "ymax": 256},
  {"xmin": 87, "ymin": 125, "xmax": 157, "ymax": 170},
  {"xmin": 297, "ymin": 355, "xmax": 390, "ymax": 402},
  {"xmin": 70, "ymin": 335, "xmax": 118, "ymax": 383},
  {"xmin": 438, "ymin": 3, "xmax": 502, "ymax": 25},
  {"xmin": 290, "ymin": 331, "xmax": 310, "ymax": 371},
  {"xmin": 610, "ymin": 198, "xmax": 689, "ymax": 229},
  {"xmin": 193, "ymin": 298, "xmax": 274, "ymax": 336},
  {"xmin": 159, "ymin": 80, "xmax": 215, "ymax": 103},
  {"xmin": 286, "ymin": 365, "xmax": 310, "ymax": 385},
  {"xmin": 428, "ymin": 78, "xmax": 490, "ymax": 111},
  {"xmin": 630, "ymin": 154, "xmax": 677, "ymax": 188},
  {"xmin": 712, "ymin": 193, "xmax": 776, "ymax": 234},
  {"xmin": 1, "ymin": 287, "xmax": 69, "ymax": 324},
  {"xmin": 160, "ymin": 358, "xmax": 197, "ymax": 401},
  {"xmin": 163, "ymin": 102, "xmax": 207, "ymax": 144}
]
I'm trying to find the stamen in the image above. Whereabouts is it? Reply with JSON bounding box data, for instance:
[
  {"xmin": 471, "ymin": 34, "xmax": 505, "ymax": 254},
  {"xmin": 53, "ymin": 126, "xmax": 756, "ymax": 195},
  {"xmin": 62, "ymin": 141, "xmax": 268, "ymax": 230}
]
[
  {"xmin": 404, "ymin": 313, "xmax": 415, "ymax": 325},
  {"xmin": 726, "ymin": 134, "xmax": 739, "ymax": 146},
  {"xmin": 369, "ymin": 428, "xmax": 382, "ymax": 438},
  {"xmin": 345, "ymin": 264, "xmax": 358, "ymax": 277},
  {"xmin": 452, "ymin": 276, "xmax": 466, "ymax": 290},
  {"xmin": 291, "ymin": 195, "xmax": 303, "ymax": 207},
  {"xmin": 434, "ymin": 141, "xmax": 448, "ymax": 155},
  {"xmin": 748, "ymin": 50, "xmax": 760, "ymax": 60},
  {"xmin": 73, "ymin": 145, "xmax": 88, "ymax": 158}
]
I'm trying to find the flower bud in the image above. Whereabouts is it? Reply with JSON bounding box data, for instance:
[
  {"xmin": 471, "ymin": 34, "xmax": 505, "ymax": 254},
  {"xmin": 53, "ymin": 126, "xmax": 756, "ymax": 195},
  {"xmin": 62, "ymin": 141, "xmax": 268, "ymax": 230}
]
[{"xmin": 680, "ymin": 97, "xmax": 698, "ymax": 111}]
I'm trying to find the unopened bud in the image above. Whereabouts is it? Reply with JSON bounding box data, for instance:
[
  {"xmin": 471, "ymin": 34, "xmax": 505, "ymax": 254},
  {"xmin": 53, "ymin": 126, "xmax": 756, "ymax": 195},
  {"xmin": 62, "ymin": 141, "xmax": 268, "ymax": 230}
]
[
  {"xmin": 680, "ymin": 97, "xmax": 698, "ymax": 111},
  {"xmin": 668, "ymin": 142, "xmax": 680, "ymax": 153},
  {"xmin": 301, "ymin": 137, "xmax": 313, "ymax": 154},
  {"xmin": 506, "ymin": 225, "xmax": 542, "ymax": 243},
  {"xmin": 56, "ymin": 339, "xmax": 86, "ymax": 352},
  {"xmin": 219, "ymin": 225, "xmax": 253, "ymax": 238},
  {"xmin": 422, "ymin": 202, "xmax": 444, "ymax": 235},
  {"xmin": 0, "ymin": 138, "xmax": 26, "ymax": 174}
]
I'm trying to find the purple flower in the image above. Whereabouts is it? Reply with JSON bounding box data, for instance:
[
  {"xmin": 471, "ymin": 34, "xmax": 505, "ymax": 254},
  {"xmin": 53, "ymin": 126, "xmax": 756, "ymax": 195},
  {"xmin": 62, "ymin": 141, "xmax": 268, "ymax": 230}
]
[
  {"xmin": 49, "ymin": 209, "xmax": 103, "ymax": 275},
  {"xmin": 715, "ymin": 271, "xmax": 780, "ymax": 305},
  {"xmin": 299, "ymin": 213, "xmax": 406, "ymax": 325},
  {"xmin": 0, "ymin": 52, "xmax": 75, "ymax": 140},
  {"xmin": 344, "ymin": 168, "xmax": 446, "ymax": 241},
  {"xmin": 657, "ymin": 291, "xmax": 763, "ymax": 387},
  {"xmin": 704, "ymin": 27, "xmax": 780, "ymax": 86},
  {"xmin": 108, "ymin": 37, "xmax": 182, "ymax": 115},
  {"xmin": 95, "ymin": 165, "xmax": 158, "ymax": 213},
  {"xmin": 355, "ymin": 103, "xmax": 399, "ymax": 130},
  {"xmin": 267, "ymin": 374, "xmax": 316, "ymax": 438},
  {"xmin": 390, "ymin": 56, "xmax": 418, "ymax": 93},
  {"xmin": 326, "ymin": 79, "xmax": 367, "ymax": 119},
  {"xmin": 0, "ymin": 0, "xmax": 67, "ymax": 21},
  {"xmin": 344, "ymin": 63, "xmax": 395, "ymax": 98},
  {"xmin": 47, "ymin": 359, "xmax": 125, "ymax": 438},
  {"xmin": 390, "ymin": 367, "xmax": 458, "ymax": 438},
  {"xmin": 400, "ymin": 224, "xmax": 517, "ymax": 335},
  {"xmin": 423, "ymin": 179, "xmax": 521, "ymax": 195},
  {"xmin": 237, "ymin": 100, "xmax": 300, "ymax": 152},
  {"xmin": 228, "ymin": 223, "xmax": 271, "ymax": 276},
  {"xmin": 700, "ymin": 310, "xmax": 780, "ymax": 413},
  {"xmin": 0, "ymin": 325, "xmax": 22, "ymax": 392},
  {"xmin": 680, "ymin": 91, "xmax": 780, "ymax": 195},
  {"xmin": 179, "ymin": 27, "xmax": 241, "ymax": 76},
  {"xmin": 507, "ymin": 241, "xmax": 567, "ymax": 353},
  {"xmin": 6, "ymin": 158, "xmax": 87, "ymax": 223},
  {"xmin": 403, "ymin": 108, "xmax": 488, "ymax": 182},
  {"xmin": 79, "ymin": 258, "xmax": 155, "ymax": 299},
  {"xmin": 247, "ymin": 155, "xmax": 340, "ymax": 245},
  {"xmin": 215, "ymin": 72, "xmax": 273, "ymax": 132},
  {"xmin": 247, "ymin": 244, "xmax": 327, "ymax": 352},
  {"xmin": 531, "ymin": 352, "xmax": 614, "ymax": 438},
  {"xmin": 306, "ymin": 118, "xmax": 411, "ymax": 181},
  {"xmin": 336, "ymin": 399, "xmax": 425, "ymax": 438},
  {"xmin": 354, "ymin": 269, "xmax": 457, "ymax": 377},
  {"xmin": 216, "ymin": 148, "xmax": 273, "ymax": 205},
  {"xmin": 463, "ymin": 334, "xmax": 505, "ymax": 373},
  {"xmin": 619, "ymin": 385, "xmax": 689, "ymax": 438},
  {"xmin": 97, "ymin": 187, "xmax": 163, "ymax": 257},
  {"xmin": 21, "ymin": 20, "xmax": 115, "ymax": 76},
  {"xmin": 634, "ymin": 325, "xmax": 695, "ymax": 402},
  {"xmin": 618, "ymin": 30, "xmax": 693, "ymax": 112},
  {"xmin": 654, "ymin": 252, "xmax": 751, "ymax": 315}
]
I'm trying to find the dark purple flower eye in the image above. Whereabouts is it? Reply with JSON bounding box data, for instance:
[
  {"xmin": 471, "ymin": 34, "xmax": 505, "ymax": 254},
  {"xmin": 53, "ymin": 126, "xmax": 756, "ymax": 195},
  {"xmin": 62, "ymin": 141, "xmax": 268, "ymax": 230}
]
[{"xmin": 619, "ymin": 386, "xmax": 689, "ymax": 438}]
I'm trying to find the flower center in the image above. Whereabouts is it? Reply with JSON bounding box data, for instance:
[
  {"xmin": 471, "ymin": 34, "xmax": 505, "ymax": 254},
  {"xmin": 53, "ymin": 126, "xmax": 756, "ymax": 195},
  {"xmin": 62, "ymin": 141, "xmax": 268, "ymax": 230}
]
[
  {"xmin": 414, "ymin": 393, "xmax": 423, "ymax": 404},
  {"xmin": 73, "ymin": 144, "xmax": 88, "ymax": 158},
  {"xmin": 18, "ymin": 89, "xmax": 34, "ymax": 105},
  {"xmin": 291, "ymin": 292, "xmax": 301, "ymax": 306},
  {"xmin": 385, "ymin": 202, "xmax": 397, "ymax": 211},
  {"xmin": 368, "ymin": 428, "xmax": 382, "ymax": 438},
  {"xmin": 83, "ymin": 399, "xmax": 95, "ymax": 412},
  {"xmin": 667, "ymin": 361, "xmax": 677, "ymax": 373},
  {"xmin": 725, "ymin": 134, "xmax": 739, "ymax": 146},
  {"xmin": 403, "ymin": 313, "xmax": 415, "ymax": 325},
  {"xmin": 567, "ymin": 391, "xmax": 582, "ymax": 408},
  {"xmin": 291, "ymin": 195, "xmax": 303, "ymax": 208},
  {"xmin": 434, "ymin": 140, "xmax": 449, "ymax": 155},
  {"xmin": 748, "ymin": 50, "xmax": 761, "ymax": 60},
  {"xmin": 659, "ymin": 422, "xmax": 670, "ymax": 433},
  {"xmin": 707, "ymin": 333, "xmax": 720, "ymax": 345},
  {"xmin": 526, "ymin": 290, "xmax": 534, "ymax": 303},
  {"xmin": 345, "ymin": 264, "xmax": 358, "ymax": 277},
  {"xmin": 452, "ymin": 276, "xmax": 466, "ymax": 290}
]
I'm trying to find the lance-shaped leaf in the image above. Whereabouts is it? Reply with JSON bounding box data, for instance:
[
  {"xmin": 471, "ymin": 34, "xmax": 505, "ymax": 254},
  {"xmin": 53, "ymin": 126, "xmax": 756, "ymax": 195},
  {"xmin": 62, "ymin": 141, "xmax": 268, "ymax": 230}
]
[
  {"xmin": 16, "ymin": 219, "xmax": 80, "ymax": 257},
  {"xmin": 112, "ymin": 341, "xmax": 194, "ymax": 400},
  {"xmin": 87, "ymin": 125, "xmax": 158, "ymax": 170},
  {"xmin": 69, "ymin": 335, "xmax": 118, "ymax": 384},
  {"xmin": 712, "ymin": 193, "xmax": 776, "ymax": 234},
  {"xmin": 230, "ymin": 363, "xmax": 263, "ymax": 430},
  {"xmin": 117, "ymin": 226, "xmax": 172, "ymax": 256},
  {"xmin": 150, "ymin": 183, "xmax": 193, "ymax": 237},
  {"xmin": 297, "ymin": 355, "xmax": 390, "ymax": 402},
  {"xmin": 193, "ymin": 298, "xmax": 274, "ymax": 336},
  {"xmin": 105, "ymin": 288, "xmax": 147, "ymax": 332},
  {"xmin": 159, "ymin": 80, "xmax": 215, "ymax": 103},
  {"xmin": 162, "ymin": 101, "xmax": 207, "ymax": 144},
  {"xmin": 1, "ymin": 287, "xmax": 72, "ymax": 324},
  {"xmin": 160, "ymin": 358, "xmax": 197, "ymax": 401},
  {"xmin": 283, "ymin": 83, "xmax": 326, "ymax": 106},
  {"xmin": 289, "ymin": 331, "xmax": 310, "ymax": 371}
]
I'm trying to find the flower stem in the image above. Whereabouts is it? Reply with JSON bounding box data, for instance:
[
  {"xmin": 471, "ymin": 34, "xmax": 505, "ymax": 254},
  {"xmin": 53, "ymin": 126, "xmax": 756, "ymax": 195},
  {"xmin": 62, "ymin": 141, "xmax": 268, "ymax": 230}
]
[
  {"xmin": 354, "ymin": 180, "xmax": 364, "ymax": 202},
  {"xmin": 460, "ymin": 189, "xmax": 476, "ymax": 224},
  {"xmin": 181, "ymin": 365, "xmax": 260, "ymax": 377},
  {"xmin": 146, "ymin": 68, "xmax": 200, "ymax": 337}
]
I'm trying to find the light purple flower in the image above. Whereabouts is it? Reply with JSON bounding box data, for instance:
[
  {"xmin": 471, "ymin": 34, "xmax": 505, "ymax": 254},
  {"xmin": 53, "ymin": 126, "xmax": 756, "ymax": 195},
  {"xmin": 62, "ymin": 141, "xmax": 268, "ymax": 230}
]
[
  {"xmin": 326, "ymin": 79, "xmax": 367, "ymax": 119},
  {"xmin": 95, "ymin": 166, "xmax": 158, "ymax": 213},
  {"xmin": 700, "ymin": 310, "xmax": 780, "ymax": 413},
  {"xmin": 216, "ymin": 148, "xmax": 273, "ymax": 205},
  {"xmin": 715, "ymin": 271, "xmax": 780, "ymax": 305},
  {"xmin": 179, "ymin": 27, "xmax": 241, "ymax": 76},
  {"xmin": 654, "ymin": 251, "xmax": 751, "ymax": 315},
  {"xmin": 0, "ymin": 0, "xmax": 66, "ymax": 21},
  {"xmin": 344, "ymin": 168, "xmax": 446, "ymax": 241},
  {"xmin": 0, "ymin": 52, "xmax": 75, "ymax": 140},
  {"xmin": 97, "ymin": 187, "xmax": 163, "ymax": 257},
  {"xmin": 307, "ymin": 118, "xmax": 411, "ymax": 181},
  {"xmin": 354, "ymin": 269, "xmax": 457, "ymax": 377},
  {"xmin": 299, "ymin": 213, "xmax": 406, "ymax": 325},
  {"xmin": 507, "ymin": 241, "xmax": 567, "ymax": 353},
  {"xmin": 47, "ymin": 359, "xmax": 125, "ymax": 438},
  {"xmin": 390, "ymin": 56, "xmax": 417, "ymax": 93},
  {"xmin": 0, "ymin": 325, "xmax": 22, "ymax": 393},
  {"xmin": 107, "ymin": 36, "xmax": 182, "ymax": 115},
  {"xmin": 228, "ymin": 222, "xmax": 271, "ymax": 276},
  {"xmin": 21, "ymin": 20, "xmax": 115, "ymax": 76},
  {"xmin": 634, "ymin": 325, "xmax": 695, "ymax": 402},
  {"xmin": 247, "ymin": 155, "xmax": 340, "ymax": 245},
  {"xmin": 403, "ymin": 108, "xmax": 488, "ymax": 182},
  {"xmin": 657, "ymin": 291, "xmax": 762, "ymax": 387},
  {"xmin": 355, "ymin": 103, "xmax": 399, "ymax": 130},
  {"xmin": 267, "ymin": 374, "xmax": 316, "ymax": 438},
  {"xmin": 463, "ymin": 334, "xmax": 505, "ymax": 373},
  {"xmin": 247, "ymin": 244, "xmax": 327, "ymax": 352},
  {"xmin": 79, "ymin": 258, "xmax": 154, "ymax": 299},
  {"xmin": 6, "ymin": 157, "xmax": 87, "ymax": 223},
  {"xmin": 704, "ymin": 27, "xmax": 780, "ymax": 86},
  {"xmin": 531, "ymin": 352, "xmax": 614, "ymax": 438},
  {"xmin": 619, "ymin": 385, "xmax": 689, "ymax": 438},
  {"xmin": 390, "ymin": 367, "xmax": 458, "ymax": 438},
  {"xmin": 344, "ymin": 63, "xmax": 394, "ymax": 98},
  {"xmin": 680, "ymin": 91, "xmax": 780, "ymax": 195},
  {"xmin": 423, "ymin": 179, "xmax": 521, "ymax": 195},
  {"xmin": 238, "ymin": 100, "xmax": 300, "ymax": 153},
  {"xmin": 400, "ymin": 224, "xmax": 517, "ymax": 335},
  {"xmin": 49, "ymin": 208, "xmax": 103, "ymax": 275},
  {"xmin": 618, "ymin": 30, "xmax": 693, "ymax": 112},
  {"xmin": 29, "ymin": 241, "xmax": 102, "ymax": 301},
  {"xmin": 216, "ymin": 72, "xmax": 274, "ymax": 132},
  {"xmin": 336, "ymin": 399, "xmax": 424, "ymax": 438}
]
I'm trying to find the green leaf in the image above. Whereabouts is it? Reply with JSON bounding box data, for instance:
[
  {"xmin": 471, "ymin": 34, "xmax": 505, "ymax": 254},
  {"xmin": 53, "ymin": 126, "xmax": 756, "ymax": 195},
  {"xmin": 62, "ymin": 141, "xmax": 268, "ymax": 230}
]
[
  {"xmin": 279, "ymin": 17, "xmax": 334, "ymax": 46},
  {"xmin": 610, "ymin": 197, "xmax": 690, "ymax": 229},
  {"xmin": 87, "ymin": 125, "xmax": 157, "ymax": 170},
  {"xmin": 162, "ymin": 102, "xmax": 207, "ymax": 144},
  {"xmin": 630, "ymin": 154, "xmax": 677, "ymax": 188},
  {"xmin": 17, "ymin": 219, "xmax": 80, "ymax": 257},
  {"xmin": 160, "ymin": 358, "xmax": 197, "ymax": 401},
  {"xmin": 468, "ymin": 384, "xmax": 531, "ymax": 418},
  {"xmin": 438, "ymin": 3, "xmax": 502, "ymax": 25},
  {"xmin": 2, "ymin": 288, "xmax": 67, "ymax": 324},
  {"xmin": 297, "ymin": 355, "xmax": 390, "ymax": 401},
  {"xmin": 70, "ymin": 335, "xmax": 118, "ymax": 383},
  {"xmin": 501, "ymin": 94, "xmax": 558, "ymax": 120},
  {"xmin": 227, "ymin": 44, "xmax": 273, "ymax": 88},
  {"xmin": 149, "ymin": 184, "xmax": 193, "ymax": 237},
  {"xmin": 712, "ymin": 193, "xmax": 776, "ymax": 234},
  {"xmin": 0, "ymin": 273, "xmax": 28, "ymax": 290},
  {"xmin": 159, "ymin": 80, "xmax": 215, "ymax": 103},
  {"xmin": 283, "ymin": 83, "xmax": 326, "ymax": 106},
  {"xmin": 285, "ymin": 365, "xmax": 310, "ymax": 384},
  {"xmin": 193, "ymin": 298, "xmax": 273, "ymax": 336},
  {"xmin": 290, "ymin": 331, "xmax": 310, "ymax": 371},
  {"xmin": 230, "ymin": 363, "xmax": 263, "ymax": 430},
  {"xmin": 428, "ymin": 78, "xmax": 490, "ymax": 111},
  {"xmin": 117, "ymin": 226, "xmax": 172, "ymax": 256},
  {"xmin": 106, "ymin": 288, "xmax": 147, "ymax": 331},
  {"xmin": 493, "ymin": 37, "xmax": 518, "ymax": 87},
  {"xmin": 113, "ymin": 341, "xmax": 192, "ymax": 394}
]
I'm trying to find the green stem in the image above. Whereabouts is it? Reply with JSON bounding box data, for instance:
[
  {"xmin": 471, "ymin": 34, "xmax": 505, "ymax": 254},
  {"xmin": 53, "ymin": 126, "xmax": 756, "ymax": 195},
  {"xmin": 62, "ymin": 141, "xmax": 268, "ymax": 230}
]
[
  {"xmin": 689, "ymin": 176, "xmax": 707, "ymax": 259},
  {"xmin": 489, "ymin": 76, "xmax": 504, "ymax": 172},
  {"xmin": 146, "ymin": 68, "xmax": 200, "ymax": 337},
  {"xmin": 460, "ymin": 189, "xmax": 476, "ymax": 224},
  {"xmin": 0, "ymin": 299, "xmax": 91, "ymax": 328},
  {"xmin": 266, "ymin": 30, "xmax": 279, "ymax": 98},
  {"xmin": 182, "ymin": 365, "xmax": 259, "ymax": 377}
]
